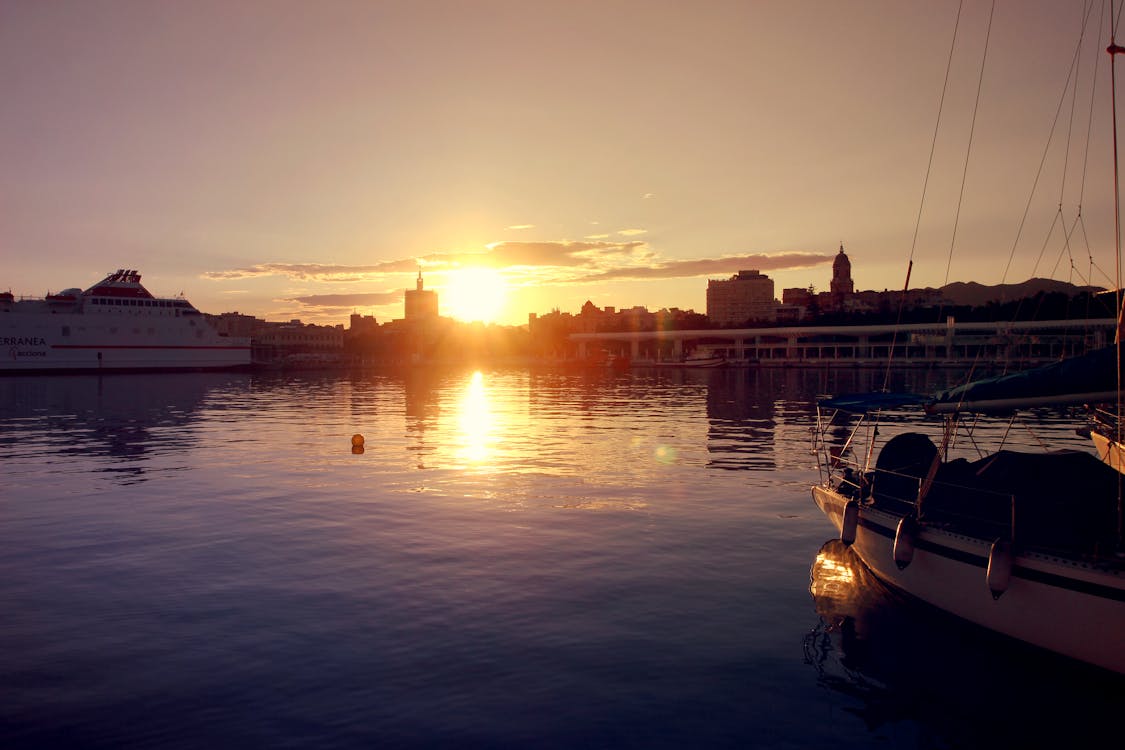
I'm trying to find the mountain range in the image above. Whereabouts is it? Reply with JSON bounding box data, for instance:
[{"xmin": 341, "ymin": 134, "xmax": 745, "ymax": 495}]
[{"xmin": 936, "ymin": 278, "xmax": 1104, "ymax": 308}]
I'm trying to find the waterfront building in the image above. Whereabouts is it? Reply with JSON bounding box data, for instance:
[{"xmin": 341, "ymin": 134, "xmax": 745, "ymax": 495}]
[
  {"xmin": 349, "ymin": 312, "xmax": 379, "ymax": 334},
  {"xmin": 829, "ymin": 244, "xmax": 854, "ymax": 309},
  {"xmin": 405, "ymin": 270, "xmax": 439, "ymax": 320},
  {"xmin": 253, "ymin": 320, "xmax": 345, "ymax": 351},
  {"xmin": 247, "ymin": 318, "xmax": 345, "ymax": 364},
  {"xmin": 571, "ymin": 318, "xmax": 1115, "ymax": 368},
  {"xmin": 707, "ymin": 270, "xmax": 777, "ymax": 325},
  {"xmin": 208, "ymin": 311, "xmax": 258, "ymax": 338}
]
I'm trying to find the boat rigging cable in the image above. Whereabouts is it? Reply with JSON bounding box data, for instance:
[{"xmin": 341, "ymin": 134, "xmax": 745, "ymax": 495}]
[
  {"xmin": 1107, "ymin": 0, "xmax": 1124, "ymax": 545},
  {"xmin": 881, "ymin": 0, "xmax": 966, "ymax": 393},
  {"xmin": 941, "ymin": 0, "xmax": 994, "ymax": 292},
  {"xmin": 1024, "ymin": 4, "xmax": 1103, "ymax": 327}
]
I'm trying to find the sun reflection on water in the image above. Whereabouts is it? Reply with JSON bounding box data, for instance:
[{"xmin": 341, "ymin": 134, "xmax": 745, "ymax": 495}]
[{"xmin": 457, "ymin": 371, "xmax": 494, "ymax": 467}]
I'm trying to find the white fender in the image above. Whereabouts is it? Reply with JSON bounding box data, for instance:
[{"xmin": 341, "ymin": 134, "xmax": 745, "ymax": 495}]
[
  {"xmin": 987, "ymin": 538, "xmax": 1013, "ymax": 599},
  {"xmin": 840, "ymin": 500, "xmax": 860, "ymax": 545},
  {"xmin": 893, "ymin": 516, "xmax": 917, "ymax": 570}
]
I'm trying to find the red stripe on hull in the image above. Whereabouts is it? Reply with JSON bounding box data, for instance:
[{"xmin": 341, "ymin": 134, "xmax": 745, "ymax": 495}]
[{"xmin": 51, "ymin": 345, "xmax": 251, "ymax": 351}]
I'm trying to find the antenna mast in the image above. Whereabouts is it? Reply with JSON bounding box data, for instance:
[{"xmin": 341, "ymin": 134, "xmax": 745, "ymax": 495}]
[{"xmin": 1107, "ymin": 0, "xmax": 1124, "ymax": 548}]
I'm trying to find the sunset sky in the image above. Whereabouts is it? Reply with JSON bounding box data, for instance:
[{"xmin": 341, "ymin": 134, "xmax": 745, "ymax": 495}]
[{"xmin": 2, "ymin": 1, "xmax": 1120, "ymax": 326}]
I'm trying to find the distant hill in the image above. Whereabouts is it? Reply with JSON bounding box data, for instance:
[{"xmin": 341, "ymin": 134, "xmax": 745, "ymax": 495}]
[{"xmin": 938, "ymin": 278, "xmax": 1104, "ymax": 307}]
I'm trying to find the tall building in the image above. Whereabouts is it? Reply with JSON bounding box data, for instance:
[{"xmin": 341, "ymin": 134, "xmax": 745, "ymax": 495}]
[
  {"xmin": 829, "ymin": 245, "xmax": 854, "ymax": 308},
  {"xmin": 706, "ymin": 270, "xmax": 776, "ymax": 325},
  {"xmin": 404, "ymin": 270, "xmax": 438, "ymax": 320},
  {"xmin": 349, "ymin": 312, "xmax": 379, "ymax": 333}
]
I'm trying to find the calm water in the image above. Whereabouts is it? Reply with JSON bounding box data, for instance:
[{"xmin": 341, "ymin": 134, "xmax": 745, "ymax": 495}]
[{"xmin": 2, "ymin": 367, "xmax": 1121, "ymax": 749}]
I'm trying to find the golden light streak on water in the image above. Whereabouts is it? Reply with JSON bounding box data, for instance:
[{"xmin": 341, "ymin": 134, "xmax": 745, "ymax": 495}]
[{"xmin": 457, "ymin": 370, "xmax": 494, "ymax": 467}]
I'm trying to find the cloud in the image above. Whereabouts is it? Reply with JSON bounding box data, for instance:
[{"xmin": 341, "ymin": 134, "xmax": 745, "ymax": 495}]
[
  {"xmin": 203, "ymin": 241, "xmax": 648, "ymax": 283},
  {"xmin": 617, "ymin": 228, "xmax": 647, "ymax": 236},
  {"xmin": 507, "ymin": 224, "xmax": 535, "ymax": 230},
  {"xmin": 484, "ymin": 240, "xmax": 647, "ymax": 267},
  {"xmin": 642, "ymin": 193, "xmax": 654, "ymax": 199},
  {"xmin": 288, "ymin": 291, "xmax": 403, "ymax": 307},
  {"xmin": 203, "ymin": 245, "xmax": 833, "ymax": 291},
  {"xmin": 203, "ymin": 260, "xmax": 418, "ymax": 281},
  {"xmin": 576, "ymin": 252, "xmax": 833, "ymax": 282}
]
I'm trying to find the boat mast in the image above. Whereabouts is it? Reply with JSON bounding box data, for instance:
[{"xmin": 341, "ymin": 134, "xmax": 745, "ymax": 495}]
[{"xmin": 1108, "ymin": 0, "xmax": 1124, "ymax": 548}]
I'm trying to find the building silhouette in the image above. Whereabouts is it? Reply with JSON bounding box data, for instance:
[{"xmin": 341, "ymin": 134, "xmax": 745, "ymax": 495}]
[
  {"xmin": 404, "ymin": 270, "xmax": 438, "ymax": 320},
  {"xmin": 829, "ymin": 244, "xmax": 854, "ymax": 306},
  {"xmin": 706, "ymin": 270, "xmax": 777, "ymax": 324}
]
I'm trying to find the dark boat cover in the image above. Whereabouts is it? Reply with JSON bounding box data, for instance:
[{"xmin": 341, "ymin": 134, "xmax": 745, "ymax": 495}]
[{"xmin": 926, "ymin": 345, "xmax": 1123, "ymax": 413}]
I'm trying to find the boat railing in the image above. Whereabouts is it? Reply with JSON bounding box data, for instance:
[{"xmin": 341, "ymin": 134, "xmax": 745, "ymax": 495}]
[
  {"xmin": 828, "ymin": 458, "xmax": 1017, "ymax": 541},
  {"xmin": 832, "ymin": 458, "xmax": 1118, "ymax": 558}
]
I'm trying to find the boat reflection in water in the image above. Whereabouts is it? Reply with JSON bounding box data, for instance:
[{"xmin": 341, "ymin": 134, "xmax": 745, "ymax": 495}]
[
  {"xmin": 805, "ymin": 539, "xmax": 1124, "ymax": 747},
  {"xmin": 0, "ymin": 372, "xmax": 244, "ymax": 486}
]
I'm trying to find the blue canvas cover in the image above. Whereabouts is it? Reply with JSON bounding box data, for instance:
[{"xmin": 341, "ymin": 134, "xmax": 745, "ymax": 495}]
[{"xmin": 927, "ymin": 345, "xmax": 1122, "ymax": 413}]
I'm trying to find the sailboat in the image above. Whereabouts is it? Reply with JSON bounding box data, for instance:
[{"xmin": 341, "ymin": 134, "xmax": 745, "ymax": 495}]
[
  {"xmin": 810, "ymin": 9, "xmax": 1125, "ymax": 675},
  {"xmin": 812, "ymin": 382, "xmax": 1124, "ymax": 674}
]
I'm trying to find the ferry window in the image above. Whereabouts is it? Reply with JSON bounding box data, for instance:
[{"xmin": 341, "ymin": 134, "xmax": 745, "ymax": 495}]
[{"xmin": 61, "ymin": 326, "xmax": 70, "ymax": 336}]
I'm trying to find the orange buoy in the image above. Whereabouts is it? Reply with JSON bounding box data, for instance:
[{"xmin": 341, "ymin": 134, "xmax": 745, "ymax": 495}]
[{"xmin": 351, "ymin": 433, "xmax": 365, "ymax": 447}]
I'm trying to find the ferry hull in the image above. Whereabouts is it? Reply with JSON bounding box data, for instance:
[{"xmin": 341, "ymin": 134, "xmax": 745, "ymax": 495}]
[
  {"xmin": 812, "ymin": 485, "xmax": 1125, "ymax": 675},
  {"xmin": 2, "ymin": 312, "xmax": 250, "ymax": 373}
]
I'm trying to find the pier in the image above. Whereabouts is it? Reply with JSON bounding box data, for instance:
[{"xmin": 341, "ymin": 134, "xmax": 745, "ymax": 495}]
[{"xmin": 571, "ymin": 318, "xmax": 1117, "ymax": 367}]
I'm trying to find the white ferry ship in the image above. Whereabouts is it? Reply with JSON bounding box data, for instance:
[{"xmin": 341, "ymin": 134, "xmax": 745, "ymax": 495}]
[{"xmin": 1, "ymin": 269, "xmax": 251, "ymax": 372}]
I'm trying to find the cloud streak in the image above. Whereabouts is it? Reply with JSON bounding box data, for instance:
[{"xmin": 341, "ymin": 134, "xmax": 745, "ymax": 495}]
[
  {"xmin": 576, "ymin": 252, "xmax": 833, "ymax": 282},
  {"xmin": 204, "ymin": 245, "xmax": 833, "ymax": 288},
  {"xmin": 288, "ymin": 292, "xmax": 403, "ymax": 307},
  {"xmin": 204, "ymin": 260, "xmax": 418, "ymax": 281},
  {"xmin": 204, "ymin": 241, "xmax": 650, "ymax": 282}
]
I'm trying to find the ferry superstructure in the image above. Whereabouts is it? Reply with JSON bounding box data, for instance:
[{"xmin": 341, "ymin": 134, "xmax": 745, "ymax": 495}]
[{"xmin": 1, "ymin": 269, "xmax": 250, "ymax": 372}]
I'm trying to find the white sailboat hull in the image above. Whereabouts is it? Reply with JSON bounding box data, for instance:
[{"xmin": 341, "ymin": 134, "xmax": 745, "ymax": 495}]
[
  {"xmin": 1090, "ymin": 431, "xmax": 1125, "ymax": 473},
  {"xmin": 812, "ymin": 485, "xmax": 1125, "ymax": 675}
]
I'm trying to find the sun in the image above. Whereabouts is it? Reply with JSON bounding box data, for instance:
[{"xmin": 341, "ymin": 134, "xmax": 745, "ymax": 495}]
[{"xmin": 442, "ymin": 267, "xmax": 508, "ymax": 324}]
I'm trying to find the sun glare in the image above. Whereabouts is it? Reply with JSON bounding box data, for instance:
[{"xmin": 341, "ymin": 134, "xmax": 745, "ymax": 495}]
[{"xmin": 442, "ymin": 267, "xmax": 508, "ymax": 324}]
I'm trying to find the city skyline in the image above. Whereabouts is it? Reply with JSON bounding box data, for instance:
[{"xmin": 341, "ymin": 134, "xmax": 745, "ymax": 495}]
[{"xmin": 3, "ymin": 1, "xmax": 1119, "ymax": 327}]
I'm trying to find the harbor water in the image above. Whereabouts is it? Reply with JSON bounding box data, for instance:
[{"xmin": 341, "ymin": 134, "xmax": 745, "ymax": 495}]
[{"xmin": 2, "ymin": 367, "xmax": 1121, "ymax": 749}]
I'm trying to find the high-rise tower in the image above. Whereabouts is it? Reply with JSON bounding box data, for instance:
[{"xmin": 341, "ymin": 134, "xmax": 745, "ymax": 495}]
[
  {"xmin": 404, "ymin": 269, "xmax": 438, "ymax": 320},
  {"xmin": 830, "ymin": 245, "xmax": 854, "ymax": 306}
]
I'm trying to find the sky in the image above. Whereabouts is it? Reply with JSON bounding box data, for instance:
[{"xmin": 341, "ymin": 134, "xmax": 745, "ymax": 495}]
[{"xmin": 2, "ymin": 0, "xmax": 1122, "ymax": 327}]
